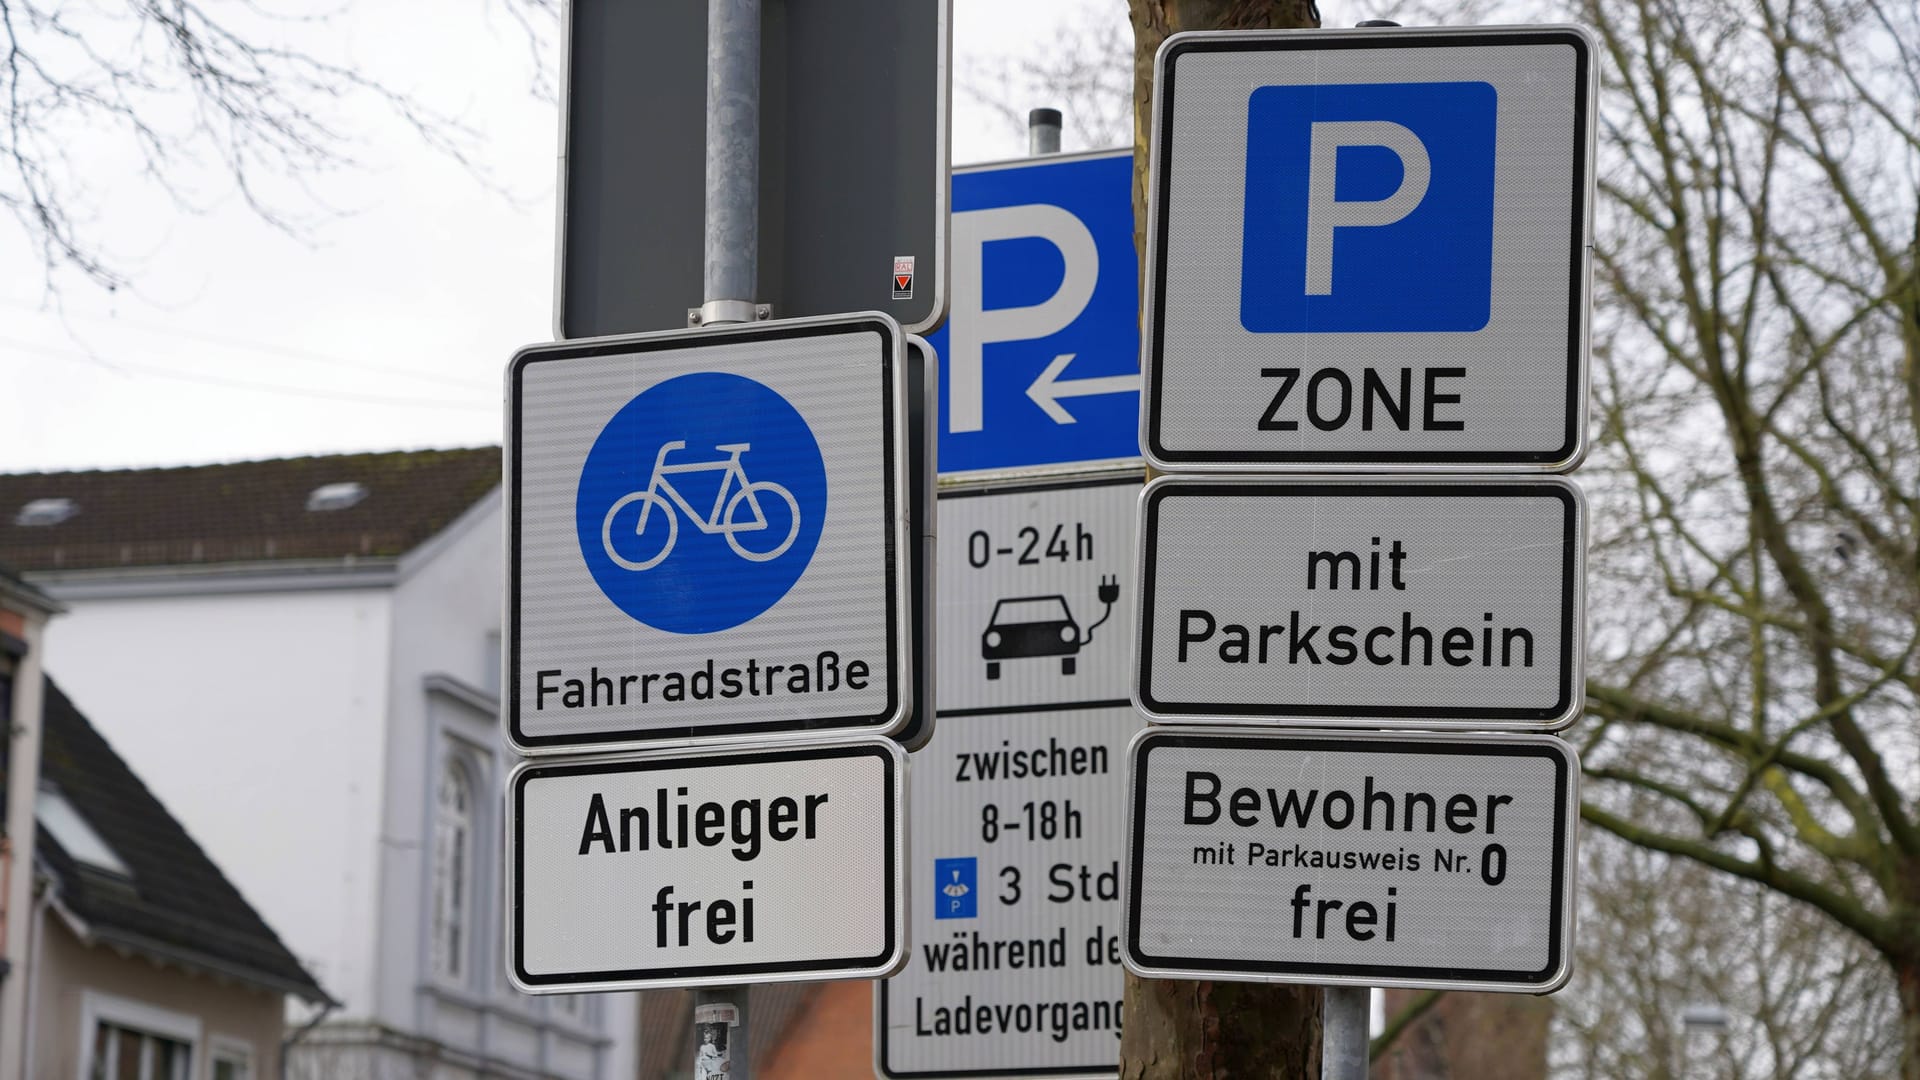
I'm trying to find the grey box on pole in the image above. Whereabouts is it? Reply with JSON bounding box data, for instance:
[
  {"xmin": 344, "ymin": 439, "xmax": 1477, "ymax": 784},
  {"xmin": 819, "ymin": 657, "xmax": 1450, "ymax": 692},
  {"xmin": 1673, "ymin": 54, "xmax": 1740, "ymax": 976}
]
[{"xmin": 557, "ymin": 0, "xmax": 950, "ymax": 338}]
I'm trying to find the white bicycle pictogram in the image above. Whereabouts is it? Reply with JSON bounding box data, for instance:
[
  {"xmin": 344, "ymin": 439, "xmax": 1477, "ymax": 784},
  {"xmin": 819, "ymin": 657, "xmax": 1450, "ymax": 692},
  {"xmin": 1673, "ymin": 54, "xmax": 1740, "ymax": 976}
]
[{"xmin": 600, "ymin": 440, "xmax": 802, "ymax": 571}]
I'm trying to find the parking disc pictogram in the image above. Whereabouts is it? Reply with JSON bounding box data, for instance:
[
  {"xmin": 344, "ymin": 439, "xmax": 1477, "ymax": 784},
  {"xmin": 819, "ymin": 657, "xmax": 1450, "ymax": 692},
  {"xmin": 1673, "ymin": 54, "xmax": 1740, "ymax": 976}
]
[{"xmin": 509, "ymin": 313, "xmax": 913, "ymax": 754}]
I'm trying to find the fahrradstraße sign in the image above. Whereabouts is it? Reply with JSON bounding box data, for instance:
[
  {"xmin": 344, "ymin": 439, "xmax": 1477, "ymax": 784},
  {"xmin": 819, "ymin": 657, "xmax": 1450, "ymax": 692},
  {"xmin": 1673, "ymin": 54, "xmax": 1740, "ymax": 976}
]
[{"xmin": 507, "ymin": 313, "xmax": 912, "ymax": 754}]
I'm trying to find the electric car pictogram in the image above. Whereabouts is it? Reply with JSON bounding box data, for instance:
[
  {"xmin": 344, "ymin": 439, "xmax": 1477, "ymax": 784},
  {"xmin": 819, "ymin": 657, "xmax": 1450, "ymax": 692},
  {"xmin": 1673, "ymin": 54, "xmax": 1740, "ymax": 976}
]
[{"xmin": 981, "ymin": 576, "xmax": 1119, "ymax": 680}]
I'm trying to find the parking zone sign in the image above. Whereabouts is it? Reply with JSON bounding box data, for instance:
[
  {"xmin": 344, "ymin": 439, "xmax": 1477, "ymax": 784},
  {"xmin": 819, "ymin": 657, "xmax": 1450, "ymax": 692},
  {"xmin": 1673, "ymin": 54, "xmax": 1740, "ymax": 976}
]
[
  {"xmin": 1141, "ymin": 26, "xmax": 1597, "ymax": 470},
  {"xmin": 507, "ymin": 314, "xmax": 912, "ymax": 753}
]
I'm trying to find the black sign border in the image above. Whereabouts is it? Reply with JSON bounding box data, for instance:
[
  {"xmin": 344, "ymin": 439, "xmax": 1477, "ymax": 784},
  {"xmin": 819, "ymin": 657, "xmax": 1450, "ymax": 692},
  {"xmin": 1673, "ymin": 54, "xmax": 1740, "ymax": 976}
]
[
  {"xmin": 511, "ymin": 742, "xmax": 901, "ymax": 988},
  {"xmin": 507, "ymin": 317, "xmax": 906, "ymax": 750},
  {"xmin": 1136, "ymin": 479, "xmax": 1581, "ymax": 724},
  {"xmin": 1142, "ymin": 28, "xmax": 1594, "ymax": 469},
  {"xmin": 1125, "ymin": 730, "xmax": 1572, "ymax": 987}
]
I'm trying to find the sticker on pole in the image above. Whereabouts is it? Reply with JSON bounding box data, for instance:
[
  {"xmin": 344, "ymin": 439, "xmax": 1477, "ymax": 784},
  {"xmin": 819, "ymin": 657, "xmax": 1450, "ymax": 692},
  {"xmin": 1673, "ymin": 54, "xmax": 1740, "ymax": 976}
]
[
  {"xmin": 508, "ymin": 314, "xmax": 912, "ymax": 753},
  {"xmin": 1140, "ymin": 25, "xmax": 1598, "ymax": 470},
  {"xmin": 1124, "ymin": 728, "xmax": 1578, "ymax": 992}
]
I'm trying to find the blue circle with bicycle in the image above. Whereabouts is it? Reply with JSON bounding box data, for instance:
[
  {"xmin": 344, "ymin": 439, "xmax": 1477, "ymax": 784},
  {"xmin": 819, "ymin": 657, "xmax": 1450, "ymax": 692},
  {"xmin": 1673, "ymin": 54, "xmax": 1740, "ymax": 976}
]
[{"xmin": 575, "ymin": 372, "xmax": 827, "ymax": 634}]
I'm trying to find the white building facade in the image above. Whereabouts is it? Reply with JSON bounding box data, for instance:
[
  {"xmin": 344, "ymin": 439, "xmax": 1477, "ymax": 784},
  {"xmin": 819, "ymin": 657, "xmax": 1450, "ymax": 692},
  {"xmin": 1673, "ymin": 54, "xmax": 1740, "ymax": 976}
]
[{"xmin": 0, "ymin": 450, "xmax": 636, "ymax": 1080}]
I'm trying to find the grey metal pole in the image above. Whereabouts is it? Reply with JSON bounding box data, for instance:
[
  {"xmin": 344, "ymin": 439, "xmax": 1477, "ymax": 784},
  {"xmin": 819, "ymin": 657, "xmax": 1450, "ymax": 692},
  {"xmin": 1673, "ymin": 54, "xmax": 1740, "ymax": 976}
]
[
  {"xmin": 692, "ymin": 1, "xmax": 759, "ymax": 1063},
  {"xmin": 1321, "ymin": 32, "xmax": 1399, "ymax": 1070},
  {"xmin": 700, "ymin": 0, "xmax": 762, "ymax": 327},
  {"xmin": 1321, "ymin": 986, "xmax": 1369, "ymax": 1080},
  {"xmin": 1319, "ymin": 36, "xmax": 1399, "ymax": 1080},
  {"xmin": 692, "ymin": 991, "xmax": 750, "ymax": 1080},
  {"xmin": 1028, "ymin": 108, "xmax": 1063, "ymax": 155}
]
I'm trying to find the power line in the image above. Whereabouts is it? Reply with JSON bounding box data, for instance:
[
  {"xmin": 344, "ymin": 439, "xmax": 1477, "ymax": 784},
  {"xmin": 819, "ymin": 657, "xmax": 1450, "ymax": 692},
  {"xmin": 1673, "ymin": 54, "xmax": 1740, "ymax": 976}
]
[
  {"xmin": 0, "ymin": 296, "xmax": 501, "ymax": 392},
  {"xmin": 0, "ymin": 335, "xmax": 498, "ymax": 411}
]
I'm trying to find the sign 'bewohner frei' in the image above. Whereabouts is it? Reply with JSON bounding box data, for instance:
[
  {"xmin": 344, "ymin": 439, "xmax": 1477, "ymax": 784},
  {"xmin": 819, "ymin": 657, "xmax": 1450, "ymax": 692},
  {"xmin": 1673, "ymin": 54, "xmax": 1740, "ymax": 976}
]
[
  {"xmin": 1133, "ymin": 475, "xmax": 1584, "ymax": 730},
  {"xmin": 507, "ymin": 313, "xmax": 911, "ymax": 753},
  {"xmin": 1124, "ymin": 728, "xmax": 1577, "ymax": 992},
  {"xmin": 1140, "ymin": 25, "xmax": 1598, "ymax": 471},
  {"xmin": 509, "ymin": 739, "xmax": 907, "ymax": 993},
  {"xmin": 879, "ymin": 476, "xmax": 1143, "ymax": 1079}
]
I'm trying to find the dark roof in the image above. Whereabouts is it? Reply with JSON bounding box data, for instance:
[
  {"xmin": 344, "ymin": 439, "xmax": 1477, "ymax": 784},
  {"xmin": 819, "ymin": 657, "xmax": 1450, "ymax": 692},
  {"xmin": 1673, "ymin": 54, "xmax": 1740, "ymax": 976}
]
[
  {"xmin": 25, "ymin": 676, "xmax": 329, "ymax": 1003},
  {"xmin": 0, "ymin": 448, "xmax": 500, "ymax": 573}
]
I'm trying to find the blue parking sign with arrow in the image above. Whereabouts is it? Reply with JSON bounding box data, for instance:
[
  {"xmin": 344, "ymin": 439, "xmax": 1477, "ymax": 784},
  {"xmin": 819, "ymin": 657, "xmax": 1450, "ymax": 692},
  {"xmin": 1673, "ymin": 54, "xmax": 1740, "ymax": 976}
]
[{"xmin": 929, "ymin": 150, "xmax": 1143, "ymax": 477}]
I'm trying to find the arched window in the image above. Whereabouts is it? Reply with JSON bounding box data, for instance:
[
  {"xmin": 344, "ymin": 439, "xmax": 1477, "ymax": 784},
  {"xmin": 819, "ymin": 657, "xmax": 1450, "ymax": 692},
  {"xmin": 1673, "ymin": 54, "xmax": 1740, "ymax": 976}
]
[{"xmin": 431, "ymin": 759, "xmax": 474, "ymax": 982}]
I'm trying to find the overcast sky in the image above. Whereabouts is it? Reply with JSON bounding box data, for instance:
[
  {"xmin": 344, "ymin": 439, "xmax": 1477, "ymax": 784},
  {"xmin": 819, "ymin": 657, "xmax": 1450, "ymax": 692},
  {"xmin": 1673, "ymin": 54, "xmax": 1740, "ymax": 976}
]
[{"xmin": 0, "ymin": 0, "xmax": 1124, "ymax": 474}]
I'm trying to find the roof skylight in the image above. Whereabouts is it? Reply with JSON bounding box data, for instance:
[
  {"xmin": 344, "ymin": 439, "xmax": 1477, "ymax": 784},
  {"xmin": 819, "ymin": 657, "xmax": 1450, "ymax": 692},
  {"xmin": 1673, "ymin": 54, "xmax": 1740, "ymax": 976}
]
[
  {"xmin": 306, "ymin": 482, "xmax": 369, "ymax": 512},
  {"xmin": 14, "ymin": 497, "xmax": 77, "ymax": 526},
  {"xmin": 37, "ymin": 784, "xmax": 130, "ymax": 877}
]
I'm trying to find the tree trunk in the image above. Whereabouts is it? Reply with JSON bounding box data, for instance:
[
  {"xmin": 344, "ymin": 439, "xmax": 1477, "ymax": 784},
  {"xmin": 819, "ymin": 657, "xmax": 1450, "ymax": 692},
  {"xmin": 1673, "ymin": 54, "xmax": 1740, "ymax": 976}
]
[
  {"xmin": 1899, "ymin": 952, "xmax": 1920, "ymax": 1080},
  {"xmin": 1120, "ymin": 976, "xmax": 1321, "ymax": 1078},
  {"xmin": 1128, "ymin": 0, "xmax": 1322, "ymax": 262},
  {"xmin": 1121, "ymin": 1, "xmax": 1324, "ymax": 1073}
]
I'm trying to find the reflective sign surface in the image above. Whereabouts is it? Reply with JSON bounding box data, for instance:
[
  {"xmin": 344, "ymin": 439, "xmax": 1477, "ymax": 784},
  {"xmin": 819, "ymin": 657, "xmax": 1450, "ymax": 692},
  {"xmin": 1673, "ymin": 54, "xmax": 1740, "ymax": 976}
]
[{"xmin": 1125, "ymin": 728, "xmax": 1577, "ymax": 992}]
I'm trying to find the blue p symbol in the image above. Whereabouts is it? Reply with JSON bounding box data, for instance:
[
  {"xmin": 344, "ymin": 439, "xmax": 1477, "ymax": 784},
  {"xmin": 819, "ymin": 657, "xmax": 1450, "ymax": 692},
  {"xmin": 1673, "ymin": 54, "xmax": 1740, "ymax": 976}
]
[{"xmin": 1240, "ymin": 81, "xmax": 1498, "ymax": 333}]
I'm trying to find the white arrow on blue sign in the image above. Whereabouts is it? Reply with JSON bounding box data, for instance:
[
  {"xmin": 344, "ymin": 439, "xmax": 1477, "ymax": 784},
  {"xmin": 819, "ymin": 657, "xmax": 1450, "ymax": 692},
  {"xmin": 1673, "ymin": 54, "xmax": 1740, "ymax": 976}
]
[{"xmin": 929, "ymin": 150, "xmax": 1144, "ymax": 478}]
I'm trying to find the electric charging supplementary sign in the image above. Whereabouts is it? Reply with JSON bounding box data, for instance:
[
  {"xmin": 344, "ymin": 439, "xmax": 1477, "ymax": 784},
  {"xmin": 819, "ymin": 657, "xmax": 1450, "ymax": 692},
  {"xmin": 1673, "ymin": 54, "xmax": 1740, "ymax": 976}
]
[
  {"xmin": 1140, "ymin": 26, "xmax": 1598, "ymax": 470},
  {"xmin": 507, "ymin": 313, "xmax": 911, "ymax": 753},
  {"xmin": 1124, "ymin": 728, "xmax": 1577, "ymax": 992},
  {"xmin": 878, "ymin": 476, "xmax": 1142, "ymax": 1079},
  {"xmin": 1133, "ymin": 476, "xmax": 1585, "ymax": 730},
  {"xmin": 508, "ymin": 739, "xmax": 907, "ymax": 993}
]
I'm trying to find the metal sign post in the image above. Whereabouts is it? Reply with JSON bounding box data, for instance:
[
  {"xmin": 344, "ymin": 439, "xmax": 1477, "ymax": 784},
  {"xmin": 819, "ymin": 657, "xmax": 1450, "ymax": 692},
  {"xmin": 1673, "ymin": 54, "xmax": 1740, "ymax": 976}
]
[
  {"xmin": 700, "ymin": 0, "xmax": 763, "ymax": 330},
  {"xmin": 1322, "ymin": 987, "xmax": 1370, "ymax": 1080},
  {"xmin": 694, "ymin": 0, "xmax": 760, "ymax": 1059}
]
